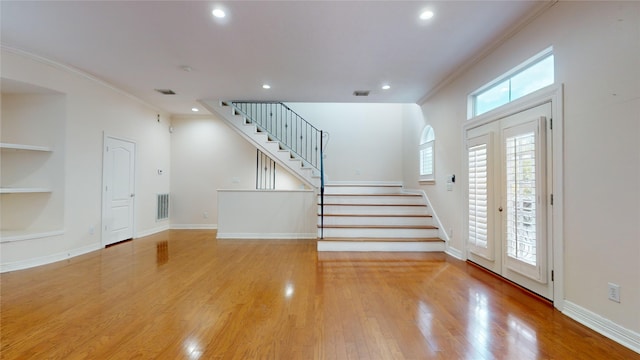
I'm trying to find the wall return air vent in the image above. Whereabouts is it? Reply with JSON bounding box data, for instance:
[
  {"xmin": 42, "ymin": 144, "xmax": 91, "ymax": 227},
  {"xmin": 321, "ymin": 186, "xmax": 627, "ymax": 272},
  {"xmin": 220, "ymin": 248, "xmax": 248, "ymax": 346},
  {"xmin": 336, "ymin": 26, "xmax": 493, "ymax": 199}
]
[{"xmin": 353, "ymin": 90, "xmax": 370, "ymax": 97}]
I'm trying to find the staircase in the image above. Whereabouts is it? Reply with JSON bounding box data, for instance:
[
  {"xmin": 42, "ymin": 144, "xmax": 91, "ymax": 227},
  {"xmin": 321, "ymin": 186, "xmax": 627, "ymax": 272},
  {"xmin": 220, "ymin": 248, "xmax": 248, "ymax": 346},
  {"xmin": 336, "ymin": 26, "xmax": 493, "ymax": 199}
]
[
  {"xmin": 200, "ymin": 100, "xmax": 323, "ymax": 188},
  {"xmin": 201, "ymin": 100, "xmax": 444, "ymax": 253},
  {"xmin": 317, "ymin": 184, "xmax": 445, "ymax": 252}
]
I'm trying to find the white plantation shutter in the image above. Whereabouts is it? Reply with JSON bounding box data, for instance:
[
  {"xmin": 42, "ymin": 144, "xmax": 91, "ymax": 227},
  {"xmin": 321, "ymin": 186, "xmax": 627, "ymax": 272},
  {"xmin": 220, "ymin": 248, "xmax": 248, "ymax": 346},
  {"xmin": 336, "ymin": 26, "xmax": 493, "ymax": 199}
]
[
  {"xmin": 502, "ymin": 117, "xmax": 546, "ymax": 282},
  {"xmin": 467, "ymin": 134, "xmax": 492, "ymax": 259},
  {"xmin": 420, "ymin": 142, "xmax": 434, "ymax": 176},
  {"xmin": 505, "ymin": 131, "xmax": 537, "ymax": 266},
  {"xmin": 419, "ymin": 126, "xmax": 435, "ymax": 181}
]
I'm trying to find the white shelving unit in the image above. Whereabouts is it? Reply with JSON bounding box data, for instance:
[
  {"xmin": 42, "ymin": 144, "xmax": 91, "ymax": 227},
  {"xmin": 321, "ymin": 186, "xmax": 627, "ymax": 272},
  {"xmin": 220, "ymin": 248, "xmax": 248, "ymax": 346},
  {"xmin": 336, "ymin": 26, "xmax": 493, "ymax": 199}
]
[
  {"xmin": 1, "ymin": 142, "xmax": 54, "ymax": 195},
  {"xmin": 0, "ymin": 187, "xmax": 52, "ymax": 194},
  {"xmin": 1, "ymin": 87, "xmax": 66, "ymax": 249},
  {"xmin": 1, "ymin": 142, "xmax": 52, "ymax": 152}
]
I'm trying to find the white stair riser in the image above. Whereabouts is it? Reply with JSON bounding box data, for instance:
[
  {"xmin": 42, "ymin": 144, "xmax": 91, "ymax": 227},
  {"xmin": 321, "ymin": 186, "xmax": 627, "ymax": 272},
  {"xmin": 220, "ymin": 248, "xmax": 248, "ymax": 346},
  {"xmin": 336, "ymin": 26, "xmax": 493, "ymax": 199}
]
[
  {"xmin": 321, "ymin": 227, "xmax": 439, "ymax": 238},
  {"xmin": 317, "ymin": 241, "xmax": 445, "ymax": 252},
  {"xmin": 323, "ymin": 185, "xmax": 403, "ymax": 195},
  {"xmin": 320, "ymin": 195, "xmax": 423, "ymax": 205},
  {"xmin": 319, "ymin": 216, "xmax": 433, "ymax": 227},
  {"xmin": 320, "ymin": 205, "xmax": 429, "ymax": 215}
]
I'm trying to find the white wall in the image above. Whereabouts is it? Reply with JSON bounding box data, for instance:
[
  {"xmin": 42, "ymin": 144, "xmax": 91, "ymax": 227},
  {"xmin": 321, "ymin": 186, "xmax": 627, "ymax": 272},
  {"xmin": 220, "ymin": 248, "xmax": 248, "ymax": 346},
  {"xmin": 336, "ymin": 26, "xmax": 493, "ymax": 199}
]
[
  {"xmin": 217, "ymin": 190, "xmax": 316, "ymax": 239},
  {"xmin": 404, "ymin": 1, "xmax": 640, "ymax": 338},
  {"xmin": 1, "ymin": 48, "xmax": 171, "ymax": 269},
  {"xmin": 169, "ymin": 114, "xmax": 305, "ymax": 228},
  {"xmin": 286, "ymin": 103, "xmax": 405, "ymax": 183}
]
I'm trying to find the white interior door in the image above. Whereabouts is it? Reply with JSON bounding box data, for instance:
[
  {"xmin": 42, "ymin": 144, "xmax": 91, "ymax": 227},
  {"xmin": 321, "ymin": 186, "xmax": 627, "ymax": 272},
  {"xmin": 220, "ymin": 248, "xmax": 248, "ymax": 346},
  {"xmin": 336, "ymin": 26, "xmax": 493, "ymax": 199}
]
[
  {"xmin": 466, "ymin": 103, "xmax": 553, "ymax": 300},
  {"xmin": 102, "ymin": 136, "xmax": 135, "ymax": 246}
]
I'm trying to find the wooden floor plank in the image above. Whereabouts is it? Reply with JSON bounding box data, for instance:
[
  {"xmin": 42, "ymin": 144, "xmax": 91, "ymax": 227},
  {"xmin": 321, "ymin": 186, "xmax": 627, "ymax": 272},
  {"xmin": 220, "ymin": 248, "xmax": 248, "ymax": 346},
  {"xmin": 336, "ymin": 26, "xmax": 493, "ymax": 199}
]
[{"xmin": 1, "ymin": 229, "xmax": 637, "ymax": 359}]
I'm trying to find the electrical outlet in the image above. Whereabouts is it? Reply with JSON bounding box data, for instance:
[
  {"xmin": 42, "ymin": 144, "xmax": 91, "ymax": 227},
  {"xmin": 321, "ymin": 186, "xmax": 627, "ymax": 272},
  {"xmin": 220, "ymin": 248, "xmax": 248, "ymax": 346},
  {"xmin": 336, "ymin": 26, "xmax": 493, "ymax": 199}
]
[
  {"xmin": 608, "ymin": 282, "xmax": 620, "ymax": 303},
  {"xmin": 203, "ymin": 211, "xmax": 209, "ymax": 219}
]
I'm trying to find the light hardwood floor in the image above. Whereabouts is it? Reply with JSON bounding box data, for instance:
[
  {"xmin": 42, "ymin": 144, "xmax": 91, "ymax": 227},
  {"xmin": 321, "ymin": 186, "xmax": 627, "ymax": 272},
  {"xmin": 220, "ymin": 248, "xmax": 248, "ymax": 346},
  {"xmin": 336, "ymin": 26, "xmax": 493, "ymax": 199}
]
[{"xmin": 1, "ymin": 230, "xmax": 637, "ymax": 359}]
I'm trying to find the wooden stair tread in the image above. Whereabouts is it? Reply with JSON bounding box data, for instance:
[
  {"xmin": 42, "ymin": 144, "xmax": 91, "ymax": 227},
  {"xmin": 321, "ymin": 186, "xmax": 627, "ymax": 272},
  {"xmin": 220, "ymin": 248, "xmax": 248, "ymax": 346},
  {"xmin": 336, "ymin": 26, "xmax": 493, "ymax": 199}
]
[
  {"xmin": 319, "ymin": 224, "xmax": 438, "ymax": 229},
  {"xmin": 319, "ymin": 237, "xmax": 444, "ymax": 242},
  {"xmin": 319, "ymin": 213, "xmax": 432, "ymax": 218}
]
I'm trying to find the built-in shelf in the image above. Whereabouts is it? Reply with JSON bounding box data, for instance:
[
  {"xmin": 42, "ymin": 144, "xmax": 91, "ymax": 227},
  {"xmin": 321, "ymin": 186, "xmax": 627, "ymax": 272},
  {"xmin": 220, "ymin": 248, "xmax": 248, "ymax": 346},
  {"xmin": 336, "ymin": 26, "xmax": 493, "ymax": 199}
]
[
  {"xmin": 0, "ymin": 187, "xmax": 52, "ymax": 194},
  {"xmin": 0, "ymin": 229, "xmax": 65, "ymax": 243},
  {"xmin": 0, "ymin": 142, "xmax": 52, "ymax": 152}
]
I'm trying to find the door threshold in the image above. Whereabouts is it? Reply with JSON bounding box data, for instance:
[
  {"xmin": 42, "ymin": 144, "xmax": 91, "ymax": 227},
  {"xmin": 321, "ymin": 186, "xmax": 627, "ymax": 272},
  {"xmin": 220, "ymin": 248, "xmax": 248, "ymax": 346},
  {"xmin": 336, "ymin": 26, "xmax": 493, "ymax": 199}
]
[{"xmin": 466, "ymin": 260, "xmax": 553, "ymax": 306}]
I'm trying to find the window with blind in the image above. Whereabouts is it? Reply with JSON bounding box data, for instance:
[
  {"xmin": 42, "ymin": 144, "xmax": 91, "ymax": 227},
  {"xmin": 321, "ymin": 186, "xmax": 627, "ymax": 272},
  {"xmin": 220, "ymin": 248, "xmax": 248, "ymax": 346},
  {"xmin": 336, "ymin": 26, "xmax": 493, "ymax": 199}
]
[
  {"xmin": 467, "ymin": 134, "xmax": 492, "ymax": 260},
  {"xmin": 419, "ymin": 126, "xmax": 435, "ymax": 182}
]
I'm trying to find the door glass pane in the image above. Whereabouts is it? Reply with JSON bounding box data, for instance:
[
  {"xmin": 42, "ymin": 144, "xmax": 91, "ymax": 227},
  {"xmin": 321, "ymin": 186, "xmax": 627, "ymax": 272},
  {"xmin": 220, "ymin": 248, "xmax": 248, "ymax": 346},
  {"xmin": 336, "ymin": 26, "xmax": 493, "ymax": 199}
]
[
  {"xmin": 505, "ymin": 132, "xmax": 537, "ymax": 266},
  {"xmin": 468, "ymin": 143, "xmax": 488, "ymax": 250}
]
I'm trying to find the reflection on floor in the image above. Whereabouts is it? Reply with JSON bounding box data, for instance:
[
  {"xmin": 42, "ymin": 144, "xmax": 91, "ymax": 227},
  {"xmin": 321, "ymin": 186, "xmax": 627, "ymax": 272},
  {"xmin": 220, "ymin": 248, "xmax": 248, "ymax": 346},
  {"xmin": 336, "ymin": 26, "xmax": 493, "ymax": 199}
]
[{"xmin": 1, "ymin": 230, "xmax": 637, "ymax": 359}]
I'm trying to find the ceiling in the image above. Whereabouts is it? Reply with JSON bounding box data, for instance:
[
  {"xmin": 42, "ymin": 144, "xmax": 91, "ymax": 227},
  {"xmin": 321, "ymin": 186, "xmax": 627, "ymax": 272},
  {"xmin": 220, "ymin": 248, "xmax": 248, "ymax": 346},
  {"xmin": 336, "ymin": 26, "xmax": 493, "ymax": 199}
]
[{"xmin": 1, "ymin": 1, "xmax": 548, "ymax": 115}]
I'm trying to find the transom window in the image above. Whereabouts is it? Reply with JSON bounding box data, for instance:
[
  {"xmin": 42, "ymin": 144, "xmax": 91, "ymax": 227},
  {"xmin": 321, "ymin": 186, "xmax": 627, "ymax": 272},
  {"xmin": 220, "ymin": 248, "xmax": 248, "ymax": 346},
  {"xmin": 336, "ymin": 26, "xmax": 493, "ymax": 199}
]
[
  {"xmin": 470, "ymin": 48, "xmax": 554, "ymax": 117},
  {"xmin": 419, "ymin": 125, "xmax": 435, "ymax": 182}
]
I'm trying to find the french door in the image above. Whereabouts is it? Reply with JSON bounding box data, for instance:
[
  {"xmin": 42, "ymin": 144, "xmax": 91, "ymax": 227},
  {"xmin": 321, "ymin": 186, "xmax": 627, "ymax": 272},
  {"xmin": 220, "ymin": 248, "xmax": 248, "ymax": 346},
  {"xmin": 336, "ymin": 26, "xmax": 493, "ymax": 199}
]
[{"xmin": 466, "ymin": 102, "xmax": 553, "ymax": 300}]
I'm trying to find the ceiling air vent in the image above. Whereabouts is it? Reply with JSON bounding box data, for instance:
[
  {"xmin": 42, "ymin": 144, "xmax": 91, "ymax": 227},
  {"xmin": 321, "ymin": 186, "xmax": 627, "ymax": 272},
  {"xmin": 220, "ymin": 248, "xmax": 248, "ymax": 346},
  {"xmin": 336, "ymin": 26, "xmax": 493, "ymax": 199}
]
[
  {"xmin": 353, "ymin": 90, "xmax": 370, "ymax": 97},
  {"xmin": 155, "ymin": 89, "xmax": 176, "ymax": 95}
]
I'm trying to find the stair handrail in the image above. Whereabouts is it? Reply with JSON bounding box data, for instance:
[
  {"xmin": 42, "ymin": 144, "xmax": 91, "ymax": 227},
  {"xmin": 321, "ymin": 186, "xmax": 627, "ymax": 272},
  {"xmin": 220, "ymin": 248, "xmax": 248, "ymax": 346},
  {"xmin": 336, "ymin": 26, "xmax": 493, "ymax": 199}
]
[
  {"xmin": 229, "ymin": 101, "xmax": 326, "ymax": 238},
  {"xmin": 230, "ymin": 101, "xmax": 322, "ymax": 170},
  {"xmin": 320, "ymin": 130, "xmax": 325, "ymax": 239}
]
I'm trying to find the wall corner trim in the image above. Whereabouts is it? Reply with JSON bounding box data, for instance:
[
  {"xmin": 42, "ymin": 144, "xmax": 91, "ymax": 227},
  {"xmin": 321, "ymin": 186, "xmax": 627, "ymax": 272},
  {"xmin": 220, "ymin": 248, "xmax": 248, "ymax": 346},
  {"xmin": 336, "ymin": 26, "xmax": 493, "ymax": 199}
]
[{"xmin": 563, "ymin": 300, "xmax": 640, "ymax": 354}]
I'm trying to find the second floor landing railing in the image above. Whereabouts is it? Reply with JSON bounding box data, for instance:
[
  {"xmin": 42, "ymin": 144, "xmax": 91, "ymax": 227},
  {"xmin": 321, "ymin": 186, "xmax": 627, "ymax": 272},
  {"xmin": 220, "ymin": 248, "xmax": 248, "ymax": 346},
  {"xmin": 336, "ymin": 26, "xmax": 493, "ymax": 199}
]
[
  {"xmin": 229, "ymin": 101, "xmax": 327, "ymax": 238},
  {"xmin": 231, "ymin": 102, "xmax": 322, "ymax": 171}
]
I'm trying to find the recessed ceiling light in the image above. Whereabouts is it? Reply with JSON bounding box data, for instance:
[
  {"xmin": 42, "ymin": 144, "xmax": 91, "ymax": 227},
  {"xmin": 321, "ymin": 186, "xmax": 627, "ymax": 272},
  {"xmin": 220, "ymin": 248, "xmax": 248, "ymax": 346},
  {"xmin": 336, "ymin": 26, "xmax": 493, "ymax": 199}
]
[
  {"xmin": 420, "ymin": 10, "xmax": 434, "ymax": 20},
  {"xmin": 382, "ymin": 85, "xmax": 391, "ymax": 90},
  {"xmin": 262, "ymin": 84, "xmax": 271, "ymax": 89},
  {"xmin": 212, "ymin": 9, "xmax": 226, "ymax": 18},
  {"xmin": 191, "ymin": 107, "xmax": 199, "ymax": 112}
]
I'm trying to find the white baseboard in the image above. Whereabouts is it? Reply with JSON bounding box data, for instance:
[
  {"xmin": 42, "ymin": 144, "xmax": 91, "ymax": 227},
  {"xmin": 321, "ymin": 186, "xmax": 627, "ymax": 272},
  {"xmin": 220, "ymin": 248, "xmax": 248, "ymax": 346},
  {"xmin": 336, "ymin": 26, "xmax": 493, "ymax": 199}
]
[
  {"xmin": 170, "ymin": 224, "xmax": 218, "ymax": 230},
  {"xmin": 563, "ymin": 300, "xmax": 640, "ymax": 354},
  {"xmin": 445, "ymin": 246, "xmax": 464, "ymax": 260},
  {"xmin": 135, "ymin": 224, "xmax": 170, "ymax": 238},
  {"xmin": 324, "ymin": 181, "xmax": 403, "ymax": 187},
  {"xmin": 216, "ymin": 232, "xmax": 315, "ymax": 239},
  {"xmin": 1, "ymin": 243, "xmax": 102, "ymax": 273},
  {"xmin": 317, "ymin": 240, "xmax": 445, "ymax": 252}
]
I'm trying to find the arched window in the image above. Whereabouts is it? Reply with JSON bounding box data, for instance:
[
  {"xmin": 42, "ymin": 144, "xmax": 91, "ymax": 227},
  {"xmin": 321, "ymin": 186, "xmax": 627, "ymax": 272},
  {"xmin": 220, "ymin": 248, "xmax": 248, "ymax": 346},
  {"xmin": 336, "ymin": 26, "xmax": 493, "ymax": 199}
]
[{"xmin": 419, "ymin": 125, "xmax": 435, "ymax": 182}]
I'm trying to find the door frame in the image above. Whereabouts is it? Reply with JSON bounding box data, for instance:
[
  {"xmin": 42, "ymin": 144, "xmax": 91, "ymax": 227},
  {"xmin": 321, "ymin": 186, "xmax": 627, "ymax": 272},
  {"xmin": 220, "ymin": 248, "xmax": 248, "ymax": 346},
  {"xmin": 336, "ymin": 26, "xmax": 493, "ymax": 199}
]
[
  {"xmin": 101, "ymin": 133, "xmax": 137, "ymax": 247},
  {"xmin": 462, "ymin": 84, "xmax": 564, "ymax": 311}
]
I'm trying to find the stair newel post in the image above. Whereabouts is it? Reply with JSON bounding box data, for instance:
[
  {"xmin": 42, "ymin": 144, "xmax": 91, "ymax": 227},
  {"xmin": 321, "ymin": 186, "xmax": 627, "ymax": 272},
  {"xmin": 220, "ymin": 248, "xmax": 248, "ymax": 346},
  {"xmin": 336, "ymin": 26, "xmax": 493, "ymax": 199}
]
[{"xmin": 320, "ymin": 130, "xmax": 325, "ymax": 239}]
